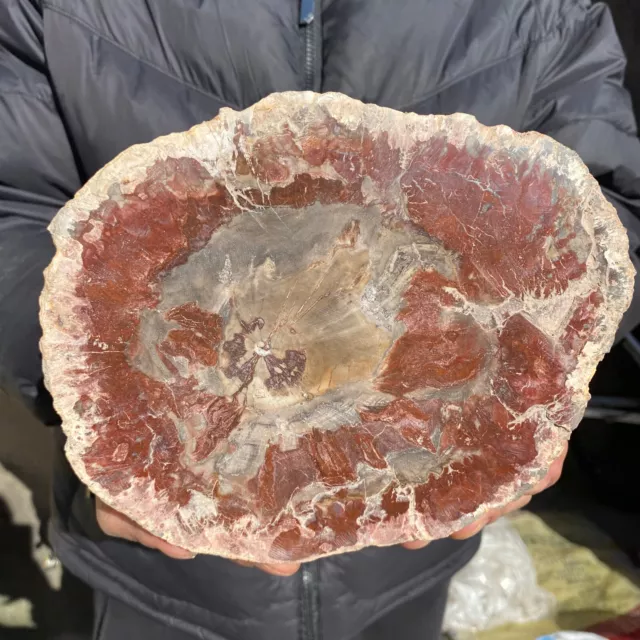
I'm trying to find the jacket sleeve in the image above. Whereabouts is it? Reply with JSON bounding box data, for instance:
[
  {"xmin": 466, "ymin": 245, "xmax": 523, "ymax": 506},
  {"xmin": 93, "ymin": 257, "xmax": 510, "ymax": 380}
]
[
  {"xmin": 0, "ymin": 2, "xmax": 81, "ymax": 411},
  {"xmin": 523, "ymin": 0, "xmax": 640, "ymax": 335}
]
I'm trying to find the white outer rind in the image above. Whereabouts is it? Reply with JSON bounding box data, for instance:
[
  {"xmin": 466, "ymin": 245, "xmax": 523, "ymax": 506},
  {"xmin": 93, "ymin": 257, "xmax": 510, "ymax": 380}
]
[{"xmin": 40, "ymin": 92, "xmax": 636, "ymax": 563}]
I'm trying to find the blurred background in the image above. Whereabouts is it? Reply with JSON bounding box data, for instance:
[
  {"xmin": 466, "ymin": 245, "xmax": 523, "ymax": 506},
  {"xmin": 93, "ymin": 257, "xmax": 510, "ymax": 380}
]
[{"xmin": 1, "ymin": 1, "xmax": 639, "ymax": 638}]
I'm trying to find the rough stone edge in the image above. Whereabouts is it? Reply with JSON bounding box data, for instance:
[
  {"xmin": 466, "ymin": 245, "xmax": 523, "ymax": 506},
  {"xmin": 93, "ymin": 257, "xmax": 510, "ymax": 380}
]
[{"xmin": 39, "ymin": 91, "xmax": 636, "ymax": 562}]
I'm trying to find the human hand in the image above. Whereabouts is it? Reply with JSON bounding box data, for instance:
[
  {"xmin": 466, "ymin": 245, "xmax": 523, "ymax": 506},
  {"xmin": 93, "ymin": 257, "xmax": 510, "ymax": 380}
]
[
  {"xmin": 96, "ymin": 443, "xmax": 567, "ymax": 568},
  {"xmin": 95, "ymin": 496, "xmax": 300, "ymax": 575},
  {"xmin": 402, "ymin": 442, "xmax": 568, "ymax": 550}
]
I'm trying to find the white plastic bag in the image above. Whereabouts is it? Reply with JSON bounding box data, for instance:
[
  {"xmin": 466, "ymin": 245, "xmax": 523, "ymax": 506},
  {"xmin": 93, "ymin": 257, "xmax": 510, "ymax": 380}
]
[{"xmin": 444, "ymin": 516, "xmax": 555, "ymax": 634}]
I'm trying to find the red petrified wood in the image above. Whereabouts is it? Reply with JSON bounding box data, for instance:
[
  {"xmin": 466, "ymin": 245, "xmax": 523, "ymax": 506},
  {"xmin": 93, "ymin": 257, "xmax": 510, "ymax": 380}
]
[{"xmin": 40, "ymin": 92, "xmax": 635, "ymax": 563}]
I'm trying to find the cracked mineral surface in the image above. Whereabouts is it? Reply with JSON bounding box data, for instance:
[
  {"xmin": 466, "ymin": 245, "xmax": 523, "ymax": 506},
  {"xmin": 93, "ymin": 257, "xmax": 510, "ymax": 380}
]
[{"xmin": 40, "ymin": 92, "xmax": 635, "ymax": 562}]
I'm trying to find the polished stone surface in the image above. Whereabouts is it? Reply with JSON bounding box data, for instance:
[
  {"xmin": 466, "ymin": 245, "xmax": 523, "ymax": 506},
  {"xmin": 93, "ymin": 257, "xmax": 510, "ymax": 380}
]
[{"xmin": 40, "ymin": 92, "xmax": 635, "ymax": 562}]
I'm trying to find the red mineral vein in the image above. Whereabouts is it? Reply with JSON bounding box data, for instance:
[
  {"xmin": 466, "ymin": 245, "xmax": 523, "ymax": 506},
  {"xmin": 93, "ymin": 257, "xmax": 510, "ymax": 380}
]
[{"xmin": 377, "ymin": 270, "xmax": 490, "ymax": 394}]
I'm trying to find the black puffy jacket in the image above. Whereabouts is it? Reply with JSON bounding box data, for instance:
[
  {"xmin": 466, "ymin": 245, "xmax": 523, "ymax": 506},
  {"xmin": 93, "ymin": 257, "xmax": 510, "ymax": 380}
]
[{"xmin": 1, "ymin": 1, "xmax": 640, "ymax": 639}]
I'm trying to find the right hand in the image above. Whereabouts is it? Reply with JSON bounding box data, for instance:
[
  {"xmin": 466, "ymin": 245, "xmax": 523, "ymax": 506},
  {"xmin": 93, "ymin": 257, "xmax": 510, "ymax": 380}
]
[{"xmin": 95, "ymin": 496, "xmax": 300, "ymax": 576}]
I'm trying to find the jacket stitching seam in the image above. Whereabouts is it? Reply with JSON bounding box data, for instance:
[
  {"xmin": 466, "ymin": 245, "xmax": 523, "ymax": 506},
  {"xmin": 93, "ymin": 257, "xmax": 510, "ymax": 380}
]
[
  {"xmin": 41, "ymin": 2, "xmax": 239, "ymax": 108},
  {"xmin": 552, "ymin": 114, "xmax": 638, "ymax": 136},
  {"xmin": 398, "ymin": 0, "xmax": 595, "ymax": 113},
  {"xmin": 40, "ymin": 2, "xmax": 595, "ymax": 115},
  {"xmin": 396, "ymin": 33, "xmax": 554, "ymax": 112},
  {"xmin": 0, "ymin": 89, "xmax": 54, "ymax": 108},
  {"xmin": 524, "ymin": 7, "xmax": 628, "ymax": 129}
]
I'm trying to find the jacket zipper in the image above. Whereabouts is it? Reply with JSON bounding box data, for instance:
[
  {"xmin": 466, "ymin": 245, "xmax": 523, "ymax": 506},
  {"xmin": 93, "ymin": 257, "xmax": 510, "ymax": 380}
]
[
  {"xmin": 300, "ymin": 0, "xmax": 316, "ymax": 91},
  {"xmin": 299, "ymin": 5, "xmax": 321, "ymax": 635},
  {"xmin": 299, "ymin": 562, "xmax": 322, "ymax": 640}
]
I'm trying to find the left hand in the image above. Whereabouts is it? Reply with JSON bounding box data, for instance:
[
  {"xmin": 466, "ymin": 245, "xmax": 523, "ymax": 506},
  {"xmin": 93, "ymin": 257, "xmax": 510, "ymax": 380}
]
[
  {"xmin": 402, "ymin": 442, "xmax": 568, "ymax": 550},
  {"xmin": 95, "ymin": 496, "xmax": 301, "ymax": 575}
]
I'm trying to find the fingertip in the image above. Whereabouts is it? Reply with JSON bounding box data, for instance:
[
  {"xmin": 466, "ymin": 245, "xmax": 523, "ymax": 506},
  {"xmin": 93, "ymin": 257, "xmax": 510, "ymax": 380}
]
[
  {"xmin": 155, "ymin": 539, "xmax": 196, "ymax": 559},
  {"xmin": 258, "ymin": 562, "xmax": 301, "ymax": 576},
  {"xmin": 233, "ymin": 560, "xmax": 256, "ymax": 568},
  {"xmin": 162, "ymin": 547, "xmax": 197, "ymax": 560},
  {"xmin": 135, "ymin": 530, "xmax": 196, "ymax": 560},
  {"xmin": 402, "ymin": 540, "xmax": 431, "ymax": 550},
  {"xmin": 451, "ymin": 517, "xmax": 487, "ymax": 540}
]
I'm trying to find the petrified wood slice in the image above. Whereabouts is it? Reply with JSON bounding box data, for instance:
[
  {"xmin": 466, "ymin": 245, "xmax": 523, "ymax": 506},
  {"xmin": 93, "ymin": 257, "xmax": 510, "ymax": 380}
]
[{"xmin": 40, "ymin": 92, "xmax": 635, "ymax": 563}]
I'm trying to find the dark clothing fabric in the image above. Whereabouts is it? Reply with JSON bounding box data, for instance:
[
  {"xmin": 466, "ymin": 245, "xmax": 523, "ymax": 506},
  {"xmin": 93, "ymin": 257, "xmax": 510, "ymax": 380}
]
[
  {"xmin": 2, "ymin": 0, "xmax": 640, "ymax": 401},
  {"xmin": 50, "ymin": 428, "xmax": 477, "ymax": 640},
  {"xmin": 92, "ymin": 579, "xmax": 450, "ymax": 640},
  {"xmin": 2, "ymin": 1, "xmax": 640, "ymax": 639}
]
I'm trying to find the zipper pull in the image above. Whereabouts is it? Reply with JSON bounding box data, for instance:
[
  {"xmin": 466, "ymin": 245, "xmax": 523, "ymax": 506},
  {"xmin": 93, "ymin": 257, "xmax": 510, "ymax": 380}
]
[{"xmin": 299, "ymin": 0, "xmax": 314, "ymax": 26}]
